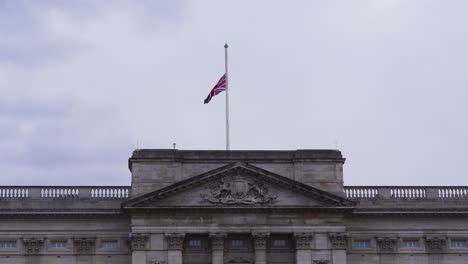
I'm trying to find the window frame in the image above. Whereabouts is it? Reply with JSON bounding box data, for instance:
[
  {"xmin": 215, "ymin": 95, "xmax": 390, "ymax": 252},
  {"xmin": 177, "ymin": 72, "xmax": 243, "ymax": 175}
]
[
  {"xmin": 101, "ymin": 240, "xmax": 119, "ymax": 249},
  {"xmin": 402, "ymin": 239, "xmax": 420, "ymax": 248},
  {"xmin": 183, "ymin": 235, "xmax": 210, "ymax": 253}
]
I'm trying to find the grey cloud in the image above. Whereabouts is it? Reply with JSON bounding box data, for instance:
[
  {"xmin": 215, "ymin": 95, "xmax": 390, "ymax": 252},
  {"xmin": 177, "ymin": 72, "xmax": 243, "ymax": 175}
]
[{"xmin": 1, "ymin": 0, "xmax": 468, "ymax": 187}]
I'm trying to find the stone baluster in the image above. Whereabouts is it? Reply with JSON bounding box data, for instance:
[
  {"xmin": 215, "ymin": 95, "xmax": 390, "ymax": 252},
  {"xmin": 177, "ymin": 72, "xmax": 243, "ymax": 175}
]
[
  {"xmin": 165, "ymin": 233, "xmax": 185, "ymax": 264},
  {"xmin": 210, "ymin": 232, "xmax": 227, "ymax": 264},
  {"xmin": 294, "ymin": 232, "xmax": 313, "ymax": 264},
  {"xmin": 252, "ymin": 232, "xmax": 270, "ymax": 264}
]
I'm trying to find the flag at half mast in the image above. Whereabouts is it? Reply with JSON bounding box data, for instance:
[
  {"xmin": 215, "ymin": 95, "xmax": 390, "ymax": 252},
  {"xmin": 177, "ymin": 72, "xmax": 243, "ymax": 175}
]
[{"xmin": 204, "ymin": 74, "xmax": 227, "ymax": 104}]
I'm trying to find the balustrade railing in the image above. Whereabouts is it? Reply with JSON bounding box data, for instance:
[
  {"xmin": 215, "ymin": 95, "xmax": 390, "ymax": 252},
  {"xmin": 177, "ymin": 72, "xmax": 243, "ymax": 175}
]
[
  {"xmin": 0, "ymin": 186, "xmax": 130, "ymax": 199},
  {"xmin": 344, "ymin": 186, "xmax": 468, "ymax": 200},
  {"xmin": 2, "ymin": 185, "xmax": 468, "ymax": 200}
]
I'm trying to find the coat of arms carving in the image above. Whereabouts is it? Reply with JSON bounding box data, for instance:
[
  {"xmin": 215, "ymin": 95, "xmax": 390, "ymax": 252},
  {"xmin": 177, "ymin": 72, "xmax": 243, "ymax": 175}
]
[{"xmin": 201, "ymin": 176, "xmax": 276, "ymax": 205}]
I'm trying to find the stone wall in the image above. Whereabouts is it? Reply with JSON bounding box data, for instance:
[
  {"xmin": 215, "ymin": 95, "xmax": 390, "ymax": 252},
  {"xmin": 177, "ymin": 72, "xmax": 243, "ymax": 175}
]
[
  {"xmin": 129, "ymin": 149, "xmax": 345, "ymax": 197},
  {"xmin": 0, "ymin": 216, "xmax": 130, "ymax": 264}
]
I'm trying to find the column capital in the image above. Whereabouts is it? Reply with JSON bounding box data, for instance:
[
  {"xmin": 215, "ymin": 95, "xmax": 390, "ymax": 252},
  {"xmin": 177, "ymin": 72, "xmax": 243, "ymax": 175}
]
[
  {"xmin": 328, "ymin": 233, "xmax": 347, "ymax": 250},
  {"xmin": 209, "ymin": 232, "xmax": 227, "ymax": 251},
  {"xmin": 425, "ymin": 237, "xmax": 447, "ymax": 253},
  {"xmin": 164, "ymin": 233, "xmax": 185, "ymax": 251},
  {"xmin": 73, "ymin": 238, "xmax": 95, "ymax": 254},
  {"xmin": 376, "ymin": 237, "xmax": 397, "ymax": 254},
  {"xmin": 294, "ymin": 232, "xmax": 313, "ymax": 250},
  {"xmin": 22, "ymin": 238, "xmax": 44, "ymax": 254},
  {"xmin": 129, "ymin": 233, "xmax": 150, "ymax": 250},
  {"xmin": 252, "ymin": 232, "xmax": 270, "ymax": 250}
]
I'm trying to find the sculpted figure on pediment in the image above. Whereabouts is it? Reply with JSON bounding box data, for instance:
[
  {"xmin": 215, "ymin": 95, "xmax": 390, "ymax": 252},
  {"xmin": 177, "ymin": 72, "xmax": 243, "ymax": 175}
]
[{"xmin": 201, "ymin": 175, "xmax": 276, "ymax": 205}]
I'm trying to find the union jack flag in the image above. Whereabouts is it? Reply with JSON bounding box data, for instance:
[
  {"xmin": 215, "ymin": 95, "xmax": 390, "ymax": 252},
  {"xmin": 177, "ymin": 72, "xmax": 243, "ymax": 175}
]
[{"xmin": 204, "ymin": 74, "xmax": 227, "ymax": 104}]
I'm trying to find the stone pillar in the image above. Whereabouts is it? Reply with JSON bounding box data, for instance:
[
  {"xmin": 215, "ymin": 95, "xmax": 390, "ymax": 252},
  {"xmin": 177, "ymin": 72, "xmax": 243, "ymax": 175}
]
[
  {"xmin": 165, "ymin": 233, "xmax": 185, "ymax": 264},
  {"xmin": 253, "ymin": 232, "xmax": 269, "ymax": 264},
  {"xmin": 329, "ymin": 233, "xmax": 347, "ymax": 264},
  {"xmin": 210, "ymin": 232, "xmax": 227, "ymax": 264},
  {"xmin": 130, "ymin": 233, "xmax": 149, "ymax": 264},
  {"xmin": 294, "ymin": 233, "xmax": 313, "ymax": 264},
  {"xmin": 426, "ymin": 237, "xmax": 447, "ymax": 264},
  {"xmin": 132, "ymin": 251, "xmax": 146, "ymax": 264}
]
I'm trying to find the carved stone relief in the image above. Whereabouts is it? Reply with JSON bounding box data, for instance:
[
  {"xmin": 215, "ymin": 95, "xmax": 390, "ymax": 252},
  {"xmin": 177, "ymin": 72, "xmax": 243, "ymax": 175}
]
[
  {"xmin": 294, "ymin": 233, "xmax": 313, "ymax": 250},
  {"xmin": 209, "ymin": 232, "xmax": 227, "ymax": 251},
  {"xmin": 23, "ymin": 238, "xmax": 44, "ymax": 254},
  {"xmin": 376, "ymin": 237, "xmax": 397, "ymax": 253},
  {"xmin": 129, "ymin": 233, "xmax": 149, "ymax": 250},
  {"xmin": 74, "ymin": 238, "xmax": 95, "ymax": 254},
  {"xmin": 164, "ymin": 233, "xmax": 185, "ymax": 250},
  {"xmin": 252, "ymin": 232, "xmax": 270, "ymax": 250},
  {"xmin": 329, "ymin": 233, "xmax": 347, "ymax": 249},
  {"xmin": 201, "ymin": 175, "xmax": 276, "ymax": 205},
  {"xmin": 425, "ymin": 237, "xmax": 446, "ymax": 253}
]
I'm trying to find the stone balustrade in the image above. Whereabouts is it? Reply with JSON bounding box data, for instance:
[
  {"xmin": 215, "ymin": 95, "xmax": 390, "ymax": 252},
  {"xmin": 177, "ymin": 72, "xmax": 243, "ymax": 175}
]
[
  {"xmin": 0, "ymin": 186, "xmax": 130, "ymax": 199},
  {"xmin": 344, "ymin": 186, "xmax": 468, "ymax": 199},
  {"xmin": 2, "ymin": 185, "xmax": 468, "ymax": 200}
]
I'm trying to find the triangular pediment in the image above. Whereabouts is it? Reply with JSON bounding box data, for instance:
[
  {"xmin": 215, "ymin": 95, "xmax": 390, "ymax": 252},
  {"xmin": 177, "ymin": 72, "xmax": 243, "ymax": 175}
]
[{"xmin": 123, "ymin": 162, "xmax": 355, "ymax": 209}]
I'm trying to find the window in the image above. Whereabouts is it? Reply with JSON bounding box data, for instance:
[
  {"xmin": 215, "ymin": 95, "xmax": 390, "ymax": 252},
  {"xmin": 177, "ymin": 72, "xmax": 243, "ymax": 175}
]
[
  {"xmin": 188, "ymin": 239, "xmax": 202, "ymax": 248},
  {"xmin": 101, "ymin": 240, "xmax": 118, "ymax": 249},
  {"xmin": 273, "ymin": 239, "xmax": 287, "ymax": 247},
  {"xmin": 0, "ymin": 241, "xmax": 16, "ymax": 249},
  {"xmin": 354, "ymin": 240, "xmax": 370, "ymax": 248},
  {"xmin": 451, "ymin": 240, "xmax": 467, "ymax": 248},
  {"xmin": 402, "ymin": 240, "xmax": 419, "ymax": 248},
  {"xmin": 231, "ymin": 239, "xmax": 245, "ymax": 247},
  {"xmin": 51, "ymin": 241, "xmax": 67, "ymax": 248},
  {"xmin": 184, "ymin": 236, "xmax": 209, "ymax": 252}
]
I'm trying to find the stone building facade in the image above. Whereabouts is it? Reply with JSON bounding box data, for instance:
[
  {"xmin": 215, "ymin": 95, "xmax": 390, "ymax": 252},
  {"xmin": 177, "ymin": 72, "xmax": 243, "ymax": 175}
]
[{"xmin": 1, "ymin": 149, "xmax": 468, "ymax": 264}]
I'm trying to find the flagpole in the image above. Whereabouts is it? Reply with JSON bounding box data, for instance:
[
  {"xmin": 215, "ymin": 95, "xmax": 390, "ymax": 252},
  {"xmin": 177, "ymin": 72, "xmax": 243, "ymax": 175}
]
[{"xmin": 224, "ymin": 43, "xmax": 230, "ymax": 151}]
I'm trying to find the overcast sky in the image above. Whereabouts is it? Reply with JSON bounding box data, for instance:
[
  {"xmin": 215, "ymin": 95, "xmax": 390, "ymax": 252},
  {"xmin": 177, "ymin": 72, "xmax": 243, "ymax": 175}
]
[{"xmin": 1, "ymin": 0, "xmax": 467, "ymax": 186}]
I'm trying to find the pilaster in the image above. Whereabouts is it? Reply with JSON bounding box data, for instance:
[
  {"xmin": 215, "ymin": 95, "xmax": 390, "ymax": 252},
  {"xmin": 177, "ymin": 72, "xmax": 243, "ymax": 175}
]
[
  {"xmin": 210, "ymin": 232, "xmax": 227, "ymax": 264},
  {"xmin": 165, "ymin": 233, "xmax": 185, "ymax": 264},
  {"xmin": 329, "ymin": 233, "xmax": 347, "ymax": 264},
  {"xmin": 294, "ymin": 232, "xmax": 313, "ymax": 264},
  {"xmin": 253, "ymin": 232, "xmax": 270, "ymax": 264}
]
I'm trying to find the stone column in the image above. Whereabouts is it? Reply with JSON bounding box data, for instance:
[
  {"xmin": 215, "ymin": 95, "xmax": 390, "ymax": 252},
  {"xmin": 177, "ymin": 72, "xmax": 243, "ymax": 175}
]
[
  {"xmin": 130, "ymin": 233, "xmax": 149, "ymax": 264},
  {"xmin": 165, "ymin": 233, "xmax": 185, "ymax": 264},
  {"xmin": 426, "ymin": 237, "xmax": 447, "ymax": 264},
  {"xmin": 294, "ymin": 233, "xmax": 313, "ymax": 264},
  {"xmin": 329, "ymin": 233, "xmax": 347, "ymax": 264},
  {"xmin": 210, "ymin": 233, "xmax": 227, "ymax": 264},
  {"xmin": 253, "ymin": 232, "xmax": 270, "ymax": 264}
]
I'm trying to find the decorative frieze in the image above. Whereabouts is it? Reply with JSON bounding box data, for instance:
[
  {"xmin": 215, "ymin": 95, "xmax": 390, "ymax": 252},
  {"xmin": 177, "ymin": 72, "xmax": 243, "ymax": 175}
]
[
  {"xmin": 294, "ymin": 233, "xmax": 313, "ymax": 250},
  {"xmin": 376, "ymin": 237, "xmax": 397, "ymax": 253},
  {"xmin": 252, "ymin": 232, "xmax": 270, "ymax": 250},
  {"xmin": 164, "ymin": 233, "xmax": 185, "ymax": 250},
  {"xmin": 129, "ymin": 233, "xmax": 149, "ymax": 250},
  {"xmin": 425, "ymin": 237, "xmax": 446, "ymax": 253},
  {"xmin": 22, "ymin": 238, "xmax": 44, "ymax": 254},
  {"xmin": 328, "ymin": 233, "xmax": 347, "ymax": 249},
  {"xmin": 74, "ymin": 238, "xmax": 95, "ymax": 254},
  {"xmin": 209, "ymin": 232, "xmax": 227, "ymax": 251}
]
